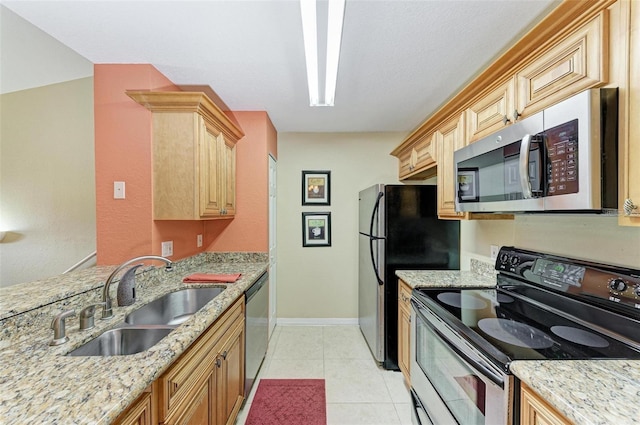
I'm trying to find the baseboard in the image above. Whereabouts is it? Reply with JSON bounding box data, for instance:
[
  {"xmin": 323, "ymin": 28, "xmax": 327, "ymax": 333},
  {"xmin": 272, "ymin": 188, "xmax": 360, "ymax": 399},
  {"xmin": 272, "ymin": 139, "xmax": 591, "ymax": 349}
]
[{"xmin": 275, "ymin": 318, "xmax": 359, "ymax": 326}]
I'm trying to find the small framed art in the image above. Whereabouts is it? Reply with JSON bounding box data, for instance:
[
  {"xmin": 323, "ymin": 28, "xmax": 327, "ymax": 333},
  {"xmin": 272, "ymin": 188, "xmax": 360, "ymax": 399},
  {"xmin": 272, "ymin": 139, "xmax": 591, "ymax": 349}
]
[
  {"xmin": 302, "ymin": 212, "xmax": 331, "ymax": 247},
  {"xmin": 302, "ymin": 170, "xmax": 331, "ymax": 205}
]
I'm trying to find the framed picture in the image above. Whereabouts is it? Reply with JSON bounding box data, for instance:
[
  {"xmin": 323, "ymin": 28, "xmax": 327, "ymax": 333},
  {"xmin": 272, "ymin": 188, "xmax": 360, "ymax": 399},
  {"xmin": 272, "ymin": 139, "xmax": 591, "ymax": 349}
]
[
  {"xmin": 457, "ymin": 167, "xmax": 479, "ymax": 202},
  {"xmin": 302, "ymin": 212, "xmax": 331, "ymax": 247},
  {"xmin": 302, "ymin": 170, "xmax": 331, "ymax": 205}
]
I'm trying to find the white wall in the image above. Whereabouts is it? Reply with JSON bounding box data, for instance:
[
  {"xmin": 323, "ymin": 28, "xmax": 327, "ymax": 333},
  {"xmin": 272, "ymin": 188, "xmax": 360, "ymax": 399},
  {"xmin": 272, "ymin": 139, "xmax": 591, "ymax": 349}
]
[
  {"xmin": 461, "ymin": 215, "xmax": 640, "ymax": 268},
  {"xmin": 276, "ymin": 132, "xmax": 406, "ymax": 321},
  {"xmin": 0, "ymin": 6, "xmax": 95, "ymax": 287}
]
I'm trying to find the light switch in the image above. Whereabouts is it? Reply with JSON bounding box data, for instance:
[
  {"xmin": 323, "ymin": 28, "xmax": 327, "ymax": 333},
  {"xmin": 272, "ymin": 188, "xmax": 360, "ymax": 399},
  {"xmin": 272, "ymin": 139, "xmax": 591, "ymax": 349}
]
[
  {"xmin": 114, "ymin": 181, "xmax": 125, "ymax": 199},
  {"xmin": 197, "ymin": 234, "xmax": 203, "ymax": 247}
]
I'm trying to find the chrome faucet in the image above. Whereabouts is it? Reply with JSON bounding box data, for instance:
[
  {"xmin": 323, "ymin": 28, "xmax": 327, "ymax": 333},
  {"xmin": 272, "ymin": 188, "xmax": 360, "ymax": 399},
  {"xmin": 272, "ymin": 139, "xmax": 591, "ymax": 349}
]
[
  {"xmin": 101, "ymin": 255, "xmax": 173, "ymax": 320},
  {"xmin": 50, "ymin": 309, "xmax": 76, "ymax": 346}
]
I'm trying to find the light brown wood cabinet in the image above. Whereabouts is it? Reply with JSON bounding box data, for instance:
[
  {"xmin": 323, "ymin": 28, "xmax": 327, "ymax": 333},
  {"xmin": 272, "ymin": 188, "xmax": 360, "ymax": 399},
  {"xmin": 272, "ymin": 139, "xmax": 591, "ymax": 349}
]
[
  {"xmin": 114, "ymin": 297, "xmax": 245, "ymax": 425},
  {"xmin": 613, "ymin": 0, "xmax": 640, "ymax": 226},
  {"xmin": 126, "ymin": 91, "xmax": 243, "ymax": 220},
  {"xmin": 520, "ymin": 383, "xmax": 573, "ymax": 425},
  {"xmin": 114, "ymin": 385, "xmax": 156, "ymax": 425},
  {"xmin": 160, "ymin": 297, "xmax": 245, "ymax": 425},
  {"xmin": 397, "ymin": 279, "xmax": 412, "ymax": 385},
  {"xmin": 393, "ymin": 2, "xmax": 616, "ymax": 220},
  {"xmin": 396, "ymin": 133, "xmax": 437, "ymax": 180},
  {"xmin": 436, "ymin": 113, "xmax": 467, "ymax": 219}
]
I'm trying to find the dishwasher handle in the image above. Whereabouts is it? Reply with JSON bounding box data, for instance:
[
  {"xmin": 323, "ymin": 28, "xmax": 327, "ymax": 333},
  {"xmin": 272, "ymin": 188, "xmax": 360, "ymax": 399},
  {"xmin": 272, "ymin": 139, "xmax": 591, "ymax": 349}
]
[{"xmin": 245, "ymin": 272, "xmax": 268, "ymax": 302}]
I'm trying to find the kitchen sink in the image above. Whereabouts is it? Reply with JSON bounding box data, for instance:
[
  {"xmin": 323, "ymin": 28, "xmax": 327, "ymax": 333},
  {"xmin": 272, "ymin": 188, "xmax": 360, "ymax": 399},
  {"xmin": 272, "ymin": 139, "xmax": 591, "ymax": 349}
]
[
  {"xmin": 124, "ymin": 287, "xmax": 224, "ymax": 326},
  {"xmin": 67, "ymin": 326, "xmax": 172, "ymax": 356}
]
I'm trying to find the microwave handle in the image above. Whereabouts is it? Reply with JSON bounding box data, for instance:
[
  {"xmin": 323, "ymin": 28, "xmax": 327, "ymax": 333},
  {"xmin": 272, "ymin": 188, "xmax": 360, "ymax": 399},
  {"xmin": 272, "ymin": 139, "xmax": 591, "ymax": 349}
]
[{"xmin": 519, "ymin": 134, "xmax": 533, "ymax": 198}]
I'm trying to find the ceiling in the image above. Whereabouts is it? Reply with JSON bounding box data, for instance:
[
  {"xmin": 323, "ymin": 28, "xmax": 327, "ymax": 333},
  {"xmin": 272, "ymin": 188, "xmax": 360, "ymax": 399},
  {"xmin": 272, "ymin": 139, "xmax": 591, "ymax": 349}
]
[{"xmin": 1, "ymin": 0, "xmax": 559, "ymax": 133}]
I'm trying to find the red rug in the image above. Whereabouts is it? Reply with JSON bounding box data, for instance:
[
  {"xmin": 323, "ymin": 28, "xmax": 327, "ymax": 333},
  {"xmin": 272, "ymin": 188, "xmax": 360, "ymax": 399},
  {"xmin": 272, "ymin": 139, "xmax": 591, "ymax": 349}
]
[{"xmin": 245, "ymin": 379, "xmax": 326, "ymax": 425}]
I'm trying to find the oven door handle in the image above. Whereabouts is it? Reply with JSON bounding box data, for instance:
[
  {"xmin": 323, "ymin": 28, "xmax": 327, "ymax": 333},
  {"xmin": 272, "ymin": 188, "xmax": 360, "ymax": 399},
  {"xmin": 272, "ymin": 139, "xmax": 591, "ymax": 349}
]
[{"xmin": 412, "ymin": 300, "xmax": 505, "ymax": 387}]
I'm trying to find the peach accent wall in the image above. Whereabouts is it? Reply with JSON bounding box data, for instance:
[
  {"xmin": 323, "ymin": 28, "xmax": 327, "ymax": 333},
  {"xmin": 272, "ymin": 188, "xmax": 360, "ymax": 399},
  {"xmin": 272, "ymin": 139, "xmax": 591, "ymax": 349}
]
[
  {"xmin": 205, "ymin": 111, "xmax": 276, "ymax": 252},
  {"xmin": 94, "ymin": 64, "xmax": 207, "ymax": 265}
]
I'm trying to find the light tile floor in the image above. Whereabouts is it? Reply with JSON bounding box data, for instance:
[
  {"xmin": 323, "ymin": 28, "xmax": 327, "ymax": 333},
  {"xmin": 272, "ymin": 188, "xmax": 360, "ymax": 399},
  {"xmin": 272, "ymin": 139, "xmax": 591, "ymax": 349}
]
[{"xmin": 236, "ymin": 325, "xmax": 412, "ymax": 425}]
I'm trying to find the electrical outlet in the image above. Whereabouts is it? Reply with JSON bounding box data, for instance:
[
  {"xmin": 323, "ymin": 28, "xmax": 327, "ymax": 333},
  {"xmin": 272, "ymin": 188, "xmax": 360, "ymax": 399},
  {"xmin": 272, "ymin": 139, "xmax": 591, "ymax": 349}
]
[
  {"xmin": 161, "ymin": 241, "xmax": 173, "ymax": 257},
  {"xmin": 197, "ymin": 234, "xmax": 203, "ymax": 248},
  {"xmin": 490, "ymin": 245, "xmax": 499, "ymax": 261}
]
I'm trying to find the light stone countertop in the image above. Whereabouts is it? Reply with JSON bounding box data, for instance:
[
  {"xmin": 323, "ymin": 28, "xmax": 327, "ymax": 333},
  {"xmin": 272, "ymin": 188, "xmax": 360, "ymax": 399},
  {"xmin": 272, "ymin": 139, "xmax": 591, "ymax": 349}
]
[
  {"xmin": 0, "ymin": 256, "xmax": 268, "ymax": 425},
  {"xmin": 396, "ymin": 268, "xmax": 640, "ymax": 425}
]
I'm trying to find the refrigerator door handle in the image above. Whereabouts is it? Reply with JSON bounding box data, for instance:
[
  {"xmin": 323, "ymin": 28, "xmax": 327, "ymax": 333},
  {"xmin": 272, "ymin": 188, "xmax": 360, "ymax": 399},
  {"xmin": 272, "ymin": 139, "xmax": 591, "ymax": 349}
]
[{"xmin": 370, "ymin": 191, "xmax": 384, "ymax": 285}]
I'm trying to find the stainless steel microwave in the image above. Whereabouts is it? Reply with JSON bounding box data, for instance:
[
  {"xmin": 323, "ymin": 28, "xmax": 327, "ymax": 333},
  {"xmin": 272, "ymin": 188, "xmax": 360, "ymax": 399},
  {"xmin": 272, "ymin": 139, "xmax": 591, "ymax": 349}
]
[{"xmin": 454, "ymin": 88, "xmax": 618, "ymax": 214}]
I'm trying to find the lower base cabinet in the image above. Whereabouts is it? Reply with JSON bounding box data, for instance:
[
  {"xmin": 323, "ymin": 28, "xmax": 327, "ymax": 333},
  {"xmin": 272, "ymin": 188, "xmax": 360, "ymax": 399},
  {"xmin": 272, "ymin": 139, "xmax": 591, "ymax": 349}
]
[
  {"xmin": 397, "ymin": 279, "xmax": 412, "ymax": 385},
  {"xmin": 114, "ymin": 297, "xmax": 245, "ymax": 425},
  {"xmin": 520, "ymin": 383, "xmax": 572, "ymax": 425}
]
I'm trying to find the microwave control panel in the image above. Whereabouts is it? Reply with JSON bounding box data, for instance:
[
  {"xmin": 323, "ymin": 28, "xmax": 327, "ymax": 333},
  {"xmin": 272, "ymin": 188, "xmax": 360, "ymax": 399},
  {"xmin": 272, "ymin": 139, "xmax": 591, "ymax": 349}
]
[{"xmin": 545, "ymin": 119, "xmax": 579, "ymax": 196}]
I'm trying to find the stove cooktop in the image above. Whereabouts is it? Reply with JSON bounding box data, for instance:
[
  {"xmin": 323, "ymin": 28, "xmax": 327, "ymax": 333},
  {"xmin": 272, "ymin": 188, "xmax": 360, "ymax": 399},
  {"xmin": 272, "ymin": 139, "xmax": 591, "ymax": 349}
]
[
  {"xmin": 412, "ymin": 247, "xmax": 640, "ymax": 368},
  {"xmin": 413, "ymin": 286, "xmax": 640, "ymax": 364}
]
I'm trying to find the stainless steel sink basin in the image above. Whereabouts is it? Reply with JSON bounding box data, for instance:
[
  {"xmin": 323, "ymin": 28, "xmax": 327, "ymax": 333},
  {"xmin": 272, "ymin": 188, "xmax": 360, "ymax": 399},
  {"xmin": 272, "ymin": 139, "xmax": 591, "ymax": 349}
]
[
  {"xmin": 67, "ymin": 326, "xmax": 172, "ymax": 356},
  {"xmin": 124, "ymin": 287, "xmax": 224, "ymax": 326}
]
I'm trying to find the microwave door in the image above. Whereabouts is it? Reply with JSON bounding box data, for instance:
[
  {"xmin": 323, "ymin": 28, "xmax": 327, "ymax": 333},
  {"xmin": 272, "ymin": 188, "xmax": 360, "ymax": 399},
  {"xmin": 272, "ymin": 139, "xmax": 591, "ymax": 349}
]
[{"xmin": 454, "ymin": 112, "xmax": 544, "ymax": 213}]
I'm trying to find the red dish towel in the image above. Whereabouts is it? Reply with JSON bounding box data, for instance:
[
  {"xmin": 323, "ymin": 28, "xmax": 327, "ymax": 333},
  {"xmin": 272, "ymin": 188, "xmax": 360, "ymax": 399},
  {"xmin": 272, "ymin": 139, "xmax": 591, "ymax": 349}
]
[{"xmin": 183, "ymin": 273, "xmax": 241, "ymax": 283}]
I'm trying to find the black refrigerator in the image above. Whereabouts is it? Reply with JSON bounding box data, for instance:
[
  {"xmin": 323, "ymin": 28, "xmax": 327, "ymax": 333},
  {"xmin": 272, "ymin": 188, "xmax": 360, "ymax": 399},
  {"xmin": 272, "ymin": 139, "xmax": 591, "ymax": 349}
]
[{"xmin": 358, "ymin": 184, "xmax": 460, "ymax": 370}]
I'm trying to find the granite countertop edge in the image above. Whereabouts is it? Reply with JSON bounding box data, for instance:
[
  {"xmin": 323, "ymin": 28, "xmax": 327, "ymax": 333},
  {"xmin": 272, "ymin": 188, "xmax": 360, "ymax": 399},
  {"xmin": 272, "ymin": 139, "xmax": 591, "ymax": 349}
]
[
  {"xmin": 0, "ymin": 260, "xmax": 268, "ymax": 425},
  {"xmin": 395, "ymin": 269, "xmax": 640, "ymax": 425}
]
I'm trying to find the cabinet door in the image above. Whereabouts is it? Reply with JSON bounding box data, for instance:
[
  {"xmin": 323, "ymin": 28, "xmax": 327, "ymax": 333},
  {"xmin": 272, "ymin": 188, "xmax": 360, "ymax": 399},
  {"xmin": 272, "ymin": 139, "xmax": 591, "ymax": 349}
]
[
  {"xmin": 199, "ymin": 127, "xmax": 224, "ymax": 218},
  {"xmin": 466, "ymin": 78, "xmax": 515, "ymax": 142},
  {"xmin": 166, "ymin": 377, "xmax": 212, "ymax": 425},
  {"xmin": 516, "ymin": 11, "xmax": 608, "ymax": 118},
  {"xmin": 397, "ymin": 279, "xmax": 412, "ymax": 385},
  {"xmin": 214, "ymin": 320, "xmax": 245, "ymax": 425},
  {"xmin": 398, "ymin": 148, "xmax": 414, "ymax": 179},
  {"xmin": 436, "ymin": 113, "xmax": 466, "ymax": 219},
  {"xmin": 220, "ymin": 135, "xmax": 237, "ymax": 217},
  {"xmin": 619, "ymin": 0, "xmax": 640, "ymax": 225},
  {"xmin": 520, "ymin": 383, "xmax": 572, "ymax": 425}
]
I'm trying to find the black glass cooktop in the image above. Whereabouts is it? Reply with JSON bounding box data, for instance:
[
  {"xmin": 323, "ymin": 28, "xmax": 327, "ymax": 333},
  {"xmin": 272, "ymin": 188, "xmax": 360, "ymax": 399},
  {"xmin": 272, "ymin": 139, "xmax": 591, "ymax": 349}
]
[{"xmin": 413, "ymin": 286, "xmax": 640, "ymax": 365}]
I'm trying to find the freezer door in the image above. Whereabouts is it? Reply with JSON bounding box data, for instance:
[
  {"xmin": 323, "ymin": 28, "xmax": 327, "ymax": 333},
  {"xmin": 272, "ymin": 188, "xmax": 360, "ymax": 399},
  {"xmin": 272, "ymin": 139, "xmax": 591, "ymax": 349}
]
[{"xmin": 358, "ymin": 233, "xmax": 384, "ymax": 362}]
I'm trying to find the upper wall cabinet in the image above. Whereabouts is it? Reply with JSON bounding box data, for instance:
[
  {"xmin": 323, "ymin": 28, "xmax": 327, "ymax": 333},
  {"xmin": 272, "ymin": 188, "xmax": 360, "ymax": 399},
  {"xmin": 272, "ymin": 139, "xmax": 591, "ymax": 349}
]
[
  {"xmin": 613, "ymin": 0, "xmax": 640, "ymax": 226},
  {"xmin": 127, "ymin": 91, "xmax": 244, "ymax": 220},
  {"xmin": 396, "ymin": 132, "xmax": 437, "ymax": 180},
  {"xmin": 436, "ymin": 113, "xmax": 466, "ymax": 220},
  {"xmin": 466, "ymin": 11, "xmax": 608, "ymax": 144},
  {"xmin": 515, "ymin": 11, "xmax": 609, "ymax": 119}
]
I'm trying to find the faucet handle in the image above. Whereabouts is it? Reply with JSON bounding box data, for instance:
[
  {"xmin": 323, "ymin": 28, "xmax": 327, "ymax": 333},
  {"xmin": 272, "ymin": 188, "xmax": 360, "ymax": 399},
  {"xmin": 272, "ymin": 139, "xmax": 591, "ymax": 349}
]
[
  {"xmin": 79, "ymin": 302, "xmax": 107, "ymax": 330},
  {"xmin": 50, "ymin": 309, "xmax": 76, "ymax": 346}
]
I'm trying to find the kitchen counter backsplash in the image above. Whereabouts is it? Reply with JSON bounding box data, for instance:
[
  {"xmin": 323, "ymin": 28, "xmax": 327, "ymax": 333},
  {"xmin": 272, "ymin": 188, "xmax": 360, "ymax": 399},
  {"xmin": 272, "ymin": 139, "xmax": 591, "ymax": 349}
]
[
  {"xmin": 470, "ymin": 258, "xmax": 497, "ymax": 278},
  {"xmin": 0, "ymin": 252, "xmax": 267, "ymax": 351}
]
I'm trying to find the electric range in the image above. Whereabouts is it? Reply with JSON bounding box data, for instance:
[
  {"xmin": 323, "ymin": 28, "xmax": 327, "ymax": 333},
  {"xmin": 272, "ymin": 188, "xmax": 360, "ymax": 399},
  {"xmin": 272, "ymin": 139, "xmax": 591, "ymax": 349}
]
[{"xmin": 409, "ymin": 247, "xmax": 640, "ymax": 425}]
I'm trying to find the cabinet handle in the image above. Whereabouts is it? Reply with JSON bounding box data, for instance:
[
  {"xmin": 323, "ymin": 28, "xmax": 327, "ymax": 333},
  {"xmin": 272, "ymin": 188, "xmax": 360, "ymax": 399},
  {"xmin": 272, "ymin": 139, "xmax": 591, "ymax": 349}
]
[
  {"xmin": 221, "ymin": 350, "xmax": 227, "ymax": 360},
  {"xmin": 215, "ymin": 358, "xmax": 222, "ymax": 368},
  {"xmin": 502, "ymin": 115, "xmax": 510, "ymax": 125},
  {"xmin": 623, "ymin": 198, "xmax": 638, "ymax": 216}
]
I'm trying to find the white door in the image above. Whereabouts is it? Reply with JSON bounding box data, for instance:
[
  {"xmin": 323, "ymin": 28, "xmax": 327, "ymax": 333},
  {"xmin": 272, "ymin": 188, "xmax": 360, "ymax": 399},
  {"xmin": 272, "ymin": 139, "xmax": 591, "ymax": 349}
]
[{"xmin": 268, "ymin": 154, "xmax": 277, "ymax": 336}]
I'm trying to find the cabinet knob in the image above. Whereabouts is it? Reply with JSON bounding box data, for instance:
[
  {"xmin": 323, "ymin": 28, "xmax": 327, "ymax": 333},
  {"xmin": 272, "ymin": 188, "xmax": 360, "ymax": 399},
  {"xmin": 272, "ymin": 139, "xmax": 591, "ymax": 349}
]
[
  {"xmin": 221, "ymin": 350, "xmax": 228, "ymax": 360},
  {"xmin": 623, "ymin": 198, "xmax": 638, "ymax": 216},
  {"xmin": 502, "ymin": 115, "xmax": 511, "ymax": 125},
  {"xmin": 215, "ymin": 358, "xmax": 222, "ymax": 368}
]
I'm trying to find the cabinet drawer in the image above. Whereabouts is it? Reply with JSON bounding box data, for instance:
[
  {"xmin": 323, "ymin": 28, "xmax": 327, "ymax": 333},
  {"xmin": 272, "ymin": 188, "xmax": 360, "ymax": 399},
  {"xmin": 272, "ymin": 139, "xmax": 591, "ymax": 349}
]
[{"xmin": 158, "ymin": 298, "xmax": 244, "ymax": 420}]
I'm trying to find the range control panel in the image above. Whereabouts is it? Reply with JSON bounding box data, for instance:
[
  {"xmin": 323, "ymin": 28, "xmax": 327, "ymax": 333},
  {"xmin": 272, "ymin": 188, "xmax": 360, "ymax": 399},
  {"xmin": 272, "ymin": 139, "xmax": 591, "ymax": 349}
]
[{"xmin": 496, "ymin": 246, "xmax": 640, "ymax": 311}]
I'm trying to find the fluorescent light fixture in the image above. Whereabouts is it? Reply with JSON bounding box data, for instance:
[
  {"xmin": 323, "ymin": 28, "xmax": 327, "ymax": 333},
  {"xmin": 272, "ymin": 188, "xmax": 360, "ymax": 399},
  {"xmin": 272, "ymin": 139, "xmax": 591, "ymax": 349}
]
[{"xmin": 300, "ymin": 0, "xmax": 346, "ymax": 107}]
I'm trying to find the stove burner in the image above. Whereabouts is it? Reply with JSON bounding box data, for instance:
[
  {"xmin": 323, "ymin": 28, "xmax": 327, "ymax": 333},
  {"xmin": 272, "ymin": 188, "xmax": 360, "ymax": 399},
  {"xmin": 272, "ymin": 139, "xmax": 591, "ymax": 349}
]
[
  {"xmin": 437, "ymin": 292, "xmax": 488, "ymax": 309},
  {"xmin": 478, "ymin": 318, "xmax": 555, "ymax": 349},
  {"xmin": 550, "ymin": 326, "xmax": 610, "ymax": 348}
]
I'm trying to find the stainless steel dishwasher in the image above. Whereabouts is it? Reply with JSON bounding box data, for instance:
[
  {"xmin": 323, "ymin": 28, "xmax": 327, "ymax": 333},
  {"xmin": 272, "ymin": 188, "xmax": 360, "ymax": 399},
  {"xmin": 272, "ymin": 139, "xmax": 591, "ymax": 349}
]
[{"xmin": 244, "ymin": 271, "xmax": 269, "ymax": 397}]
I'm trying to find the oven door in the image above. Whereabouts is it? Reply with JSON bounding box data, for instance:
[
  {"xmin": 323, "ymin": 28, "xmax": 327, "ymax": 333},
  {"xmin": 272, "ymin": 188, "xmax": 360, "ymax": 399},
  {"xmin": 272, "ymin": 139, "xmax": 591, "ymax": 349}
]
[{"xmin": 410, "ymin": 299, "xmax": 513, "ymax": 425}]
